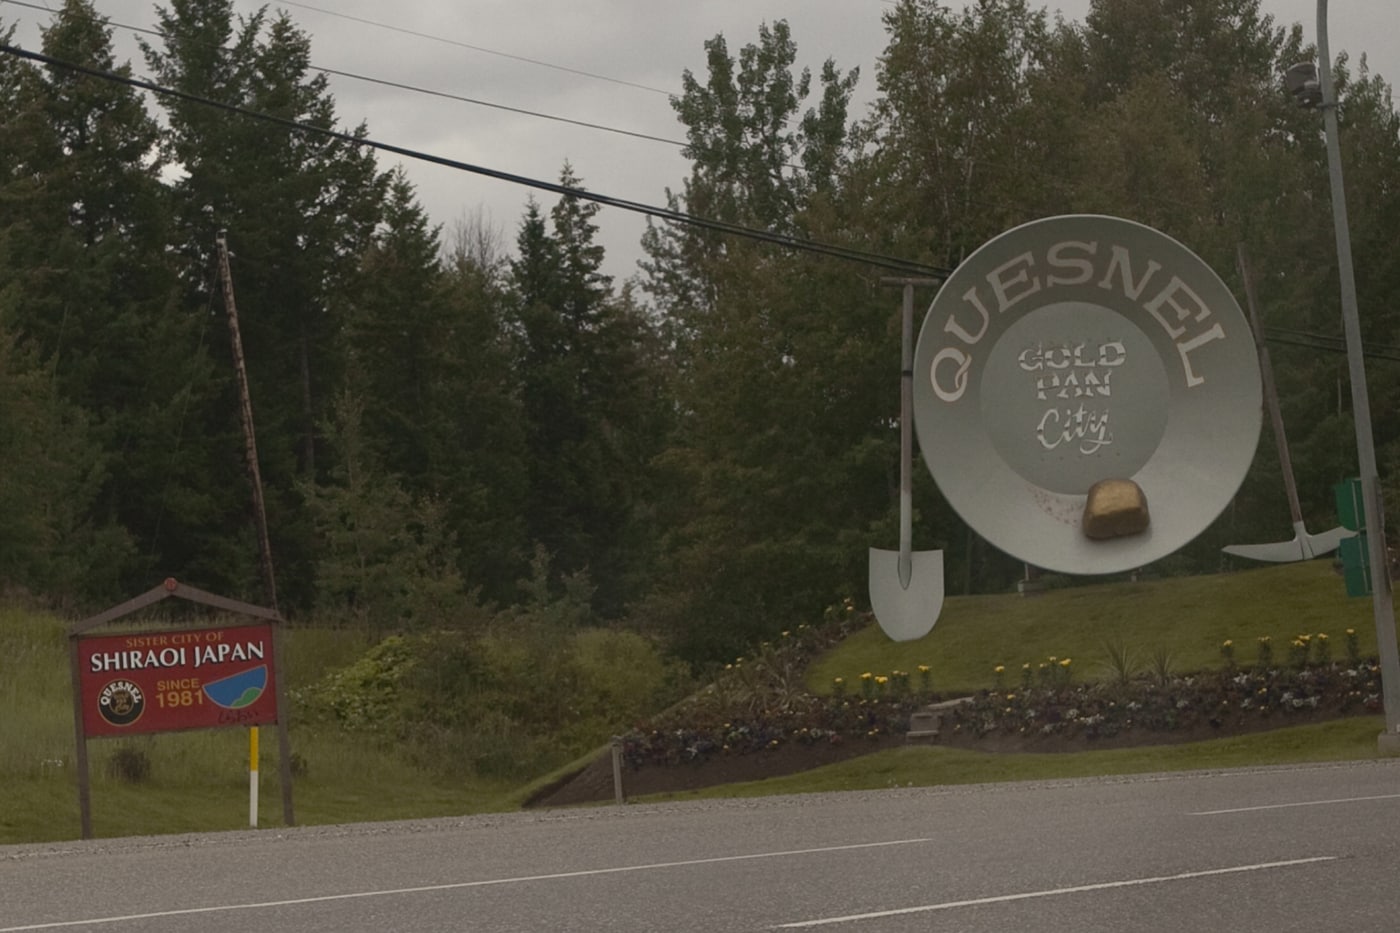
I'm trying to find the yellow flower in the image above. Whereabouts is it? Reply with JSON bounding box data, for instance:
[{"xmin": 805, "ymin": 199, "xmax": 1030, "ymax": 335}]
[
  {"xmin": 1006, "ymin": 693, "xmax": 1016, "ymax": 701},
  {"xmin": 1222, "ymin": 639, "xmax": 1233, "ymax": 648},
  {"xmin": 994, "ymin": 665, "xmax": 1005, "ymax": 674},
  {"xmin": 860, "ymin": 671, "xmax": 873, "ymax": 680},
  {"xmin": 1060, "ymin": 658, "xmax": 1072, "ymax": 668},
  {"xmin": 1317, "ymin": 633, "xmax": 1329, "ymax": 641},
  {"xmin": 875, "ymin": 675, "xmax": 889, "ymax": 685},
  {"xmin": 833, "ymin": 677, "xmax": 844, "ymax": 685},
  {"xmin": 1347, "ymin": 628, "xmax": 1356, "ymax": 636},
  {"xmin": 917, "ymin": 664, "xmax": 930, "ymax": 673}
]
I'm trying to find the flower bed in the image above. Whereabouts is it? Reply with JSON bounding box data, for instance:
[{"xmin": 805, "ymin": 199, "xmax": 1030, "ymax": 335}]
[
  {"xmin": 620, "ymin": 695, "xmax": 926, "ymax": 768},
  {"xmin": 943, "ymin": 659, "xmax": 1384, "ymax": 744}
]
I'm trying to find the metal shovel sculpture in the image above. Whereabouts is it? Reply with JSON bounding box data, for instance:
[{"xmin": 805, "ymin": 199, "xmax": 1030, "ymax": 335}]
[
  {"xmin": 869, "ymin": 281, "xmax": 945, "ymax": 641},
  {"xmin": 1224, "ymin": 245, "xmax": 1352, "ymax": 562}
]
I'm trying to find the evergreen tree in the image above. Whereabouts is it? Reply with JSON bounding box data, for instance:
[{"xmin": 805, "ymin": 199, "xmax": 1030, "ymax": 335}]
[
  {"xmin": 345, "ymin": 170, "xmax": 452, "ymax": 480},
  {"xmin": 0, "ymin": 284, "xmax": 129, "ymax": 603},
  {"xmin": 510, "ymin": 169, "xmax": 667, "ymax": 616},
  {"xmin": 302, "ymin": 390, "xmax": 464, "ymax": 632},
  {"xmin": 342, "ymin": 169, "xmax": 529, "ymax": 605},
  {"xmin": 0, "ymin": 1, "xmax": 232, "ymax": 597},
  {"xmin": 144, "ymin": 0, "xmax": 387, "ymax": 603},
  {"xmin": 0, "ymin": 17, "xmax": 46, "ymax": 262}
]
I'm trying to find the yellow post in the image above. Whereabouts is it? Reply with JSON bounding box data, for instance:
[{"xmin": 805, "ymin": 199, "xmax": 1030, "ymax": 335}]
[{"xmin": 249, "ymin": 726, "xmax": 259, "ymax": 828}]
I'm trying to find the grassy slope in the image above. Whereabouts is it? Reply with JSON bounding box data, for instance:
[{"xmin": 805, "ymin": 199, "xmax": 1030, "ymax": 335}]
[
  {"xmin": 807, "ymin": 561, "xmax": 1394, "ymax": 695},
  {"xmin": 3, "ymin": 562, "xmax": 1395, "ymax": 843}
]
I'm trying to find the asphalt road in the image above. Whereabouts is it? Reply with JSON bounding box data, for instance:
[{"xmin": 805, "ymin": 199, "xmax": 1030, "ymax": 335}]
[{"xmin": 3, "ymin": 760, "xmax": 1399, "ymax": 932}]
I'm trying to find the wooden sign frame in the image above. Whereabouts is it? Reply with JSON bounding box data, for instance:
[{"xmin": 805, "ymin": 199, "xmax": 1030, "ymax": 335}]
[{"xmin": 68, "ymin": 578, "xmax": 294, "ymax": 838}]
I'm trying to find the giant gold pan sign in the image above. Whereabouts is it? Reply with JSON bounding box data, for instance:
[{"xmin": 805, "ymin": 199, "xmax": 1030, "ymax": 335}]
[{"xmin": 913, "ymin": 215, "xmax": 1262, "ymax": 575}]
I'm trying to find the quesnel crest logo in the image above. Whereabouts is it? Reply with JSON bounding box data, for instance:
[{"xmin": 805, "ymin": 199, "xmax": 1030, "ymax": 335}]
[{"xmin": 97, "ymin": 679, "xmax": 145, "ymax": 727}]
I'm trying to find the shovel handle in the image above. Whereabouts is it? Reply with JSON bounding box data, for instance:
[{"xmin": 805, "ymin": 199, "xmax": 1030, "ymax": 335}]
[
  {"xmin": 899, "ymin": 284, "xmax": 915, "ymax": 587},
  {"xmin": 882, "ymin": 276, "xmax": 941, "ymax": 589}
]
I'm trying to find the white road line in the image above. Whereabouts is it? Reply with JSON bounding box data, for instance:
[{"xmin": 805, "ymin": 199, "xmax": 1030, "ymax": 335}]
[
  {"xmin": 0, "ymin": 838, "xmax": 932, "ymax": 932},
  {"xmin": 1191, "ymin": 793, "xmax": 1400, "ymax": 815},
  {"xmin": 773, "ymin": 857, "xmax": 1338, "ymax": 928}
]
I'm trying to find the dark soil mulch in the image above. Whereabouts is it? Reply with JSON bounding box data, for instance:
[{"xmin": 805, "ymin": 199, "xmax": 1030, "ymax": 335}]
[
  {"xmin": 527, "ymin": 733, "xmax": 907, "ymax": 808},
  {"xmin": 526, "ymin": 704, "xmax": 1367, "ymax": 808}
]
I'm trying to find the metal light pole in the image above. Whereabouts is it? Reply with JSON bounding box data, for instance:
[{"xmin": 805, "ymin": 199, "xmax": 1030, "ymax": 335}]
[{"xmin": 1302, "ymin": 0, "xmax": 1400, "ymax": 752}]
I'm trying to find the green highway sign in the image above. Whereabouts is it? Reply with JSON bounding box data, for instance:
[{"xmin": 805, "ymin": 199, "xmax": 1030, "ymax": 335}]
[
  {"xmin": 1335, "ymin": 477, "xmax": 1366, "ymax": 532},
  {"xmin": 1338, "ymin": 532, "xmax": 1372, "ymax": 598}
]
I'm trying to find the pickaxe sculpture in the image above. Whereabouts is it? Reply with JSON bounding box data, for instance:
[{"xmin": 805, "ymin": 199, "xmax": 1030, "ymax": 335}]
[{"xmin": 1223, "ymin": 244, "xmax": 1352, "ymax": 562}]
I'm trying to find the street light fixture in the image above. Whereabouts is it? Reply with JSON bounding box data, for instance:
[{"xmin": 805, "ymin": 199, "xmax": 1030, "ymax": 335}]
[
  {"xmin": 1294, "ymin": 1, "xmax": 1400, "ymax": 753},
  {"xmin": 1284, "ymin": 62, "xmax": 1322, "ymax": 108}
]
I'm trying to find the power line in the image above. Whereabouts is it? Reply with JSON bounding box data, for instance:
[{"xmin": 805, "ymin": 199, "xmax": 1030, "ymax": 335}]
[
  {"xmin": 8, "ymin": 0, "xmax": 817, "ymax": 182},
  {"xmin": 1266, "ymin": 323, "xmax": 1400, "ymax": 359},
  {"xmin": 258, "ymin": 0, "xmax": 673, "ymax": 97},
  {"xmin": 1265, "ymin": 330, "xmax": 1400, "ymax": 365},
  {"xmin": 2, "ymin": 0, "xmax": 691, "ymax": 150},
  {"xmin": 0, "ymin": 41, "xmax": 950, "ymax": 279},
  {"xmin": 315, "ymin": 67, "xmax": 687, "ymax": 150}
]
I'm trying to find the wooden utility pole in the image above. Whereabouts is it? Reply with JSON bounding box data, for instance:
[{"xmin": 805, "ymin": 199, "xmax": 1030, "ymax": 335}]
[{"xmin": 216, "ymin": 231, "xmax": 279, "ymax": 612}]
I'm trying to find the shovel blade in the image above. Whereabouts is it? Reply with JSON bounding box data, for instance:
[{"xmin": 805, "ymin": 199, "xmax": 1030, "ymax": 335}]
[
  {"xmin": 869, "ymin": 548, "xmax": 945, "ymax": 641},
  {"xmin": 1223, "ymin": 524, "xmax": 1354, "ymax": 563}
]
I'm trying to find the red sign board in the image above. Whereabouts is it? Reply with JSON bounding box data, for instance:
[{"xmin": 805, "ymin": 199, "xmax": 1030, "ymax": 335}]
[{"xmin": 76, "ymin": 623, "xmax": 279, "ymax": 737}]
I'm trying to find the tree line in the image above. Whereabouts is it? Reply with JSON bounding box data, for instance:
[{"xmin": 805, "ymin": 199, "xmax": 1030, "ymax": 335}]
[{"xmin": 4, "ymin": 0, "xmax": 1400, "ymax": 665}]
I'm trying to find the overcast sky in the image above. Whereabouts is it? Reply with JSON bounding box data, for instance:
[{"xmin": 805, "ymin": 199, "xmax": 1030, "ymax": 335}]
[{"xmin": 3, "ymin": 1, "xmax": 1397, "ymax": 283}]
